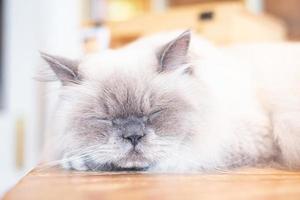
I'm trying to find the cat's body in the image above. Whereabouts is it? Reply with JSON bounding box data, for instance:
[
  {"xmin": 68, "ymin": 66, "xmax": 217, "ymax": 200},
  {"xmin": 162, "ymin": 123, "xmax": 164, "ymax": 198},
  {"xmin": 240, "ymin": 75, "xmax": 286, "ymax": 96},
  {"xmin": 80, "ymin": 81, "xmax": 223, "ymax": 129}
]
[{"xmin": 42, "ymin": 31, "xmax": 300, "ymax": 172}]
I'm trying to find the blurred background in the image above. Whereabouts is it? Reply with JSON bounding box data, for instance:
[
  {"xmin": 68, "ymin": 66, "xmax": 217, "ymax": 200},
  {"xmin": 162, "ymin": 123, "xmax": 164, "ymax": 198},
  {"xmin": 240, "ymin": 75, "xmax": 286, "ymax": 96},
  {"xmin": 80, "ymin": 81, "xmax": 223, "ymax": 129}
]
[{"xmin": 0, "ymin": 0, "xmax": 300, "ymax": 195}]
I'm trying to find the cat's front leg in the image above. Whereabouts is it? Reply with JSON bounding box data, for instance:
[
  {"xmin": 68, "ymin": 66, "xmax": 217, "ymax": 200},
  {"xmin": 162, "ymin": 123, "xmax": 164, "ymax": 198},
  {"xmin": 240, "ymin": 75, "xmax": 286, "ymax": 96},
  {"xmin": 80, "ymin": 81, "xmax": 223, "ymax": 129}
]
[{"xmin": 60, "ymin": 156, "xmax": 90, "ymax": 171}]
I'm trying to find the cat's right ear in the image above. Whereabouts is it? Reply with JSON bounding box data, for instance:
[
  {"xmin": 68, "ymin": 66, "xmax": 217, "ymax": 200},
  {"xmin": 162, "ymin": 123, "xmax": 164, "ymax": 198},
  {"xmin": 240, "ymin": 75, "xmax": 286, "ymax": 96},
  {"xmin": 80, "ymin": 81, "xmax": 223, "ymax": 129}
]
[
  {"xmin": 40, "ymin": 52, "xmax": 81, "ymax": 85},
  {"xmin": 157, "ymin": 30, "xmax": 191, "ymax": 73}
]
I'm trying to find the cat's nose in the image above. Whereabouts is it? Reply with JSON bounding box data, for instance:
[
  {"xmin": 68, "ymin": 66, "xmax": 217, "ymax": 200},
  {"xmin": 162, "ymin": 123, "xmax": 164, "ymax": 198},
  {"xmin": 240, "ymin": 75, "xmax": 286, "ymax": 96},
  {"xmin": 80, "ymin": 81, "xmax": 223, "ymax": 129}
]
[
  {"xmin": 123, "ymin": 134, "xmax": 144, "ymax": 146},
  {"xmin": 120, "ymin": 117, "xmax": 146, "ymax": 146}
]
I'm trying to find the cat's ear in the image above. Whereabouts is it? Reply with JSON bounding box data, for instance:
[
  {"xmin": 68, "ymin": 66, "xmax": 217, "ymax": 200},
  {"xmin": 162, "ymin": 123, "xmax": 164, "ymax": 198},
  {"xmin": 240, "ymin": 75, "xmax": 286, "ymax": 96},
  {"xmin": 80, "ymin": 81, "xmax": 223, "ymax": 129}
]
[
  {"xmin": 40, "ymin": 52, "xmax": 81, "ymax": 85},
  {"xmin": 157, "ymin": 30, "xmax": 191, "ymax": 72}
]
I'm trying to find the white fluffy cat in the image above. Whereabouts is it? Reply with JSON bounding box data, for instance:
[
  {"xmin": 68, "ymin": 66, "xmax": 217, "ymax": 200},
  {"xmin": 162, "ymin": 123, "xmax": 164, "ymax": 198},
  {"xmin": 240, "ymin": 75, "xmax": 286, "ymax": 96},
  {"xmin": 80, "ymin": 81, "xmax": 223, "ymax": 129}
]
[{"xmin": 41, "ymin": 30, "xmax": 300, "ymax": 172}]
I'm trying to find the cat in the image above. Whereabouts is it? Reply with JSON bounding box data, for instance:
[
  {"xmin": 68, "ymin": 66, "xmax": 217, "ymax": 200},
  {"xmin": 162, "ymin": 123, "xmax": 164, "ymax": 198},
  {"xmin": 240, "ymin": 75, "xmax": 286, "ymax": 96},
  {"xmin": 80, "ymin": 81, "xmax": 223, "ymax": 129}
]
[{"xmin": 41, "ymin": 30, "xmax": 300, "ymax": 172}]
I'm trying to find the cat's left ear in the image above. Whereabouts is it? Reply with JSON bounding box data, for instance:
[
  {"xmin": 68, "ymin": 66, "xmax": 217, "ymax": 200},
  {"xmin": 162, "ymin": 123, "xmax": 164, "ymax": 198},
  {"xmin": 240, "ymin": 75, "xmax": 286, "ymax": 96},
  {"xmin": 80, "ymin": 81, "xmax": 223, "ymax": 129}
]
[
  {"xmin": 40, "ymin": 52, "xmax": 81, "ymax": 85},
  {"xmin": 157, "ymin": 30, "xmax": 191, "ymax": 72}
]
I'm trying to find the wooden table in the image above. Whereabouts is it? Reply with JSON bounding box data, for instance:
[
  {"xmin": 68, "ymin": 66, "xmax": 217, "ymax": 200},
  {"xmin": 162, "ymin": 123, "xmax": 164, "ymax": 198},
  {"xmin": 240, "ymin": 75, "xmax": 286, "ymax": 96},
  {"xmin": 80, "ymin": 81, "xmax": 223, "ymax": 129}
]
[{"xmin": 3, "ymin": 168, "xmax": 300, "ymax": 200}]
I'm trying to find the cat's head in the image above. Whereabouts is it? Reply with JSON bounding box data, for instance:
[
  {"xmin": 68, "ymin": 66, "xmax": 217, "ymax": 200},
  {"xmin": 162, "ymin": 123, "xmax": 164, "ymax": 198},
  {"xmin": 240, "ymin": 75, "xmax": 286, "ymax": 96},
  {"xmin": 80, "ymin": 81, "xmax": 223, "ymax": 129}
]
[{"xmin": 42, "ymin": 30, "xmax": 204, "ymax": 171}]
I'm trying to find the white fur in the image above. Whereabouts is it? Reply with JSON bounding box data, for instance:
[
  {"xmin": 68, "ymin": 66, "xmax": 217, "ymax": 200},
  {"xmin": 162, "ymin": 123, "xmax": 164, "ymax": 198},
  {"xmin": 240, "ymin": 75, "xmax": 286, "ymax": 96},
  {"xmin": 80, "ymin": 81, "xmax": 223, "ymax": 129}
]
[{"xmin": 44, "ymin": 31, "xmax": 300, "ymax": 171}]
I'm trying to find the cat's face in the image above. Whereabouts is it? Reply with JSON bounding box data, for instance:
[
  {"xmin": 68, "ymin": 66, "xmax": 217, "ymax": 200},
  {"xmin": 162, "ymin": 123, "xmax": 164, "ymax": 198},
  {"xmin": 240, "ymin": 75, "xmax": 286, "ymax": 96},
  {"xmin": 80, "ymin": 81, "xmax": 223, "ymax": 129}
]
[{"xmin": 43, "ymin": 30, "xmax": 200, "ymax": 171}]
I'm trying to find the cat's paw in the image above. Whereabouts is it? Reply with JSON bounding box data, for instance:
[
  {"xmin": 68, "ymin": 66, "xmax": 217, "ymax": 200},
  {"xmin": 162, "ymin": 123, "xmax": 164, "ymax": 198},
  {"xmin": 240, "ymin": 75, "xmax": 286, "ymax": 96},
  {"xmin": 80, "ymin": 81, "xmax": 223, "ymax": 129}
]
[{"xmin": 61, "ymin": 158, "xmax": 89, "ymax": 171}]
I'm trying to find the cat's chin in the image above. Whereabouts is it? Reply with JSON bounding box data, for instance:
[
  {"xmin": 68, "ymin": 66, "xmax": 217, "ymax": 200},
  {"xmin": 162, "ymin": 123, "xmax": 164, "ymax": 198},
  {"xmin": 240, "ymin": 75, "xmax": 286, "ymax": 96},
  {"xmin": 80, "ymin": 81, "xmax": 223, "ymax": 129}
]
[
  {"xmin": 97, "ymin": 159, "xmax": 152, "ymax": 172},
  {"xmin": 115, "ymin": 153, "xmax": 152, "ymax": 170},
  {"xmin": 105, "ymin": 164, "xmax": 150, "ymax": 172},
  {"xmin": 61, "ymin": 159, "xmax": 152, "ymax": 172},
  {"xmin": 61, "ymin": 149, "xmax": 154, "ymax": 172}
]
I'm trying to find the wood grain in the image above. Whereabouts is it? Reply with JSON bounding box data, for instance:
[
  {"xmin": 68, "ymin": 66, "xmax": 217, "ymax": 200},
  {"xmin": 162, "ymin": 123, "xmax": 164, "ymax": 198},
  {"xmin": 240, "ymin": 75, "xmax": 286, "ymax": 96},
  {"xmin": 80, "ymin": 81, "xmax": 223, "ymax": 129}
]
[{"xmin": 3, "ymin": 168, "xmax": 300, "ymax": 200}]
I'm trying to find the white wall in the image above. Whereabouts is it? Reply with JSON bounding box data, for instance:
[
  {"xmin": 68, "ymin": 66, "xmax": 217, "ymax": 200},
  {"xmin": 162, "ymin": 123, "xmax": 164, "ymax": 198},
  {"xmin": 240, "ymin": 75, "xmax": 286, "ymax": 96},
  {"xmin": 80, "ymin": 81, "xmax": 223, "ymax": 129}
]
[
  {"xmin": 0, "ymin": 0, "xmax": 82, "ymax": 196},
  {"xmin": 0, "ymin": 0, "xmax": 40, "ymax": 195}
]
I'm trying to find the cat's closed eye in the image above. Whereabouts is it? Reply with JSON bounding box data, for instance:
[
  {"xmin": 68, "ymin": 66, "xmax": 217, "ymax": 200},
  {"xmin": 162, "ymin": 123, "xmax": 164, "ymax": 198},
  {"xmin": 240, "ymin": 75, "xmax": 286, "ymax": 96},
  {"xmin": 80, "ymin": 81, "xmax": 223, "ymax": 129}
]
[
  {"xmin": 89, "ymin": 116, "xmax": 113, "ymax": 126},
  {"xmin": 147, "ymin": 109, "xmax": 165, "ymax": 122}
]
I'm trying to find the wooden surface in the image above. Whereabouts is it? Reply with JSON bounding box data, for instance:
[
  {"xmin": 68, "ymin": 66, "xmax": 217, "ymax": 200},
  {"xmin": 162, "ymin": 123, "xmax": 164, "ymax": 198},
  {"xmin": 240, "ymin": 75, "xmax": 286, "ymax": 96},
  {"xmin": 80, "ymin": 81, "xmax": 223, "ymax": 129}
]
[
  {"xmin": 3, "ymin": 168, "xmax": 300, "ymax": 200},
  {"xmin": 169, "ymin": 0, "xmax": 243, "ymax": 7},
  {"xmin": 265, "ymin": 0, "xmax": 300, "ymax": 40}
]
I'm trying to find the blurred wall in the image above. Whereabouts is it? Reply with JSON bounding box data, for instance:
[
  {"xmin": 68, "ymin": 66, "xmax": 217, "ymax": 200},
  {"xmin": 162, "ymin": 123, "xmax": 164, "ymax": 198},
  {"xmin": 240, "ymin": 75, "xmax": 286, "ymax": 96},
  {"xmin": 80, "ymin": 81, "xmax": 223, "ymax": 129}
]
[{"xmin": 0, "ymin": 0, "xmax": 82, "ymax": 194}]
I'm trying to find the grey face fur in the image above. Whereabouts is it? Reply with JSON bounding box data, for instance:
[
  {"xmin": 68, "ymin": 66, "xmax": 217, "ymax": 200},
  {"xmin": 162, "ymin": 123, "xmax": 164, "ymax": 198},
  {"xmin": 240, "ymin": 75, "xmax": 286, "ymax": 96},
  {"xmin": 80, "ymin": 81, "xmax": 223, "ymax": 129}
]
[{"xmin": 42, "ymin": 30, "xmax": 198, "ymax": 171}]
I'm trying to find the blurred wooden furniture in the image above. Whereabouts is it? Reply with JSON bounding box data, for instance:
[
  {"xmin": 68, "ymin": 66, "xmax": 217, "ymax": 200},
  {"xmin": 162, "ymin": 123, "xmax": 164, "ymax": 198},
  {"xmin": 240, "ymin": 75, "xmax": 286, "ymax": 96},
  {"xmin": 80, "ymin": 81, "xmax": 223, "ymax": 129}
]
[
  {"xmin": 106, "ymin": 2, "xmax": 286, "ymax": 48},
  {"xmin": 265, "ymin": 0, "xmax": 300, "ymax": 40},
  {"xmin": 169, "ymin": 0, "xmax": 243, "ymax": 7},
  {"xmin": 4, "ymin": 168, "xmax": 300, "ymax": 200}
]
